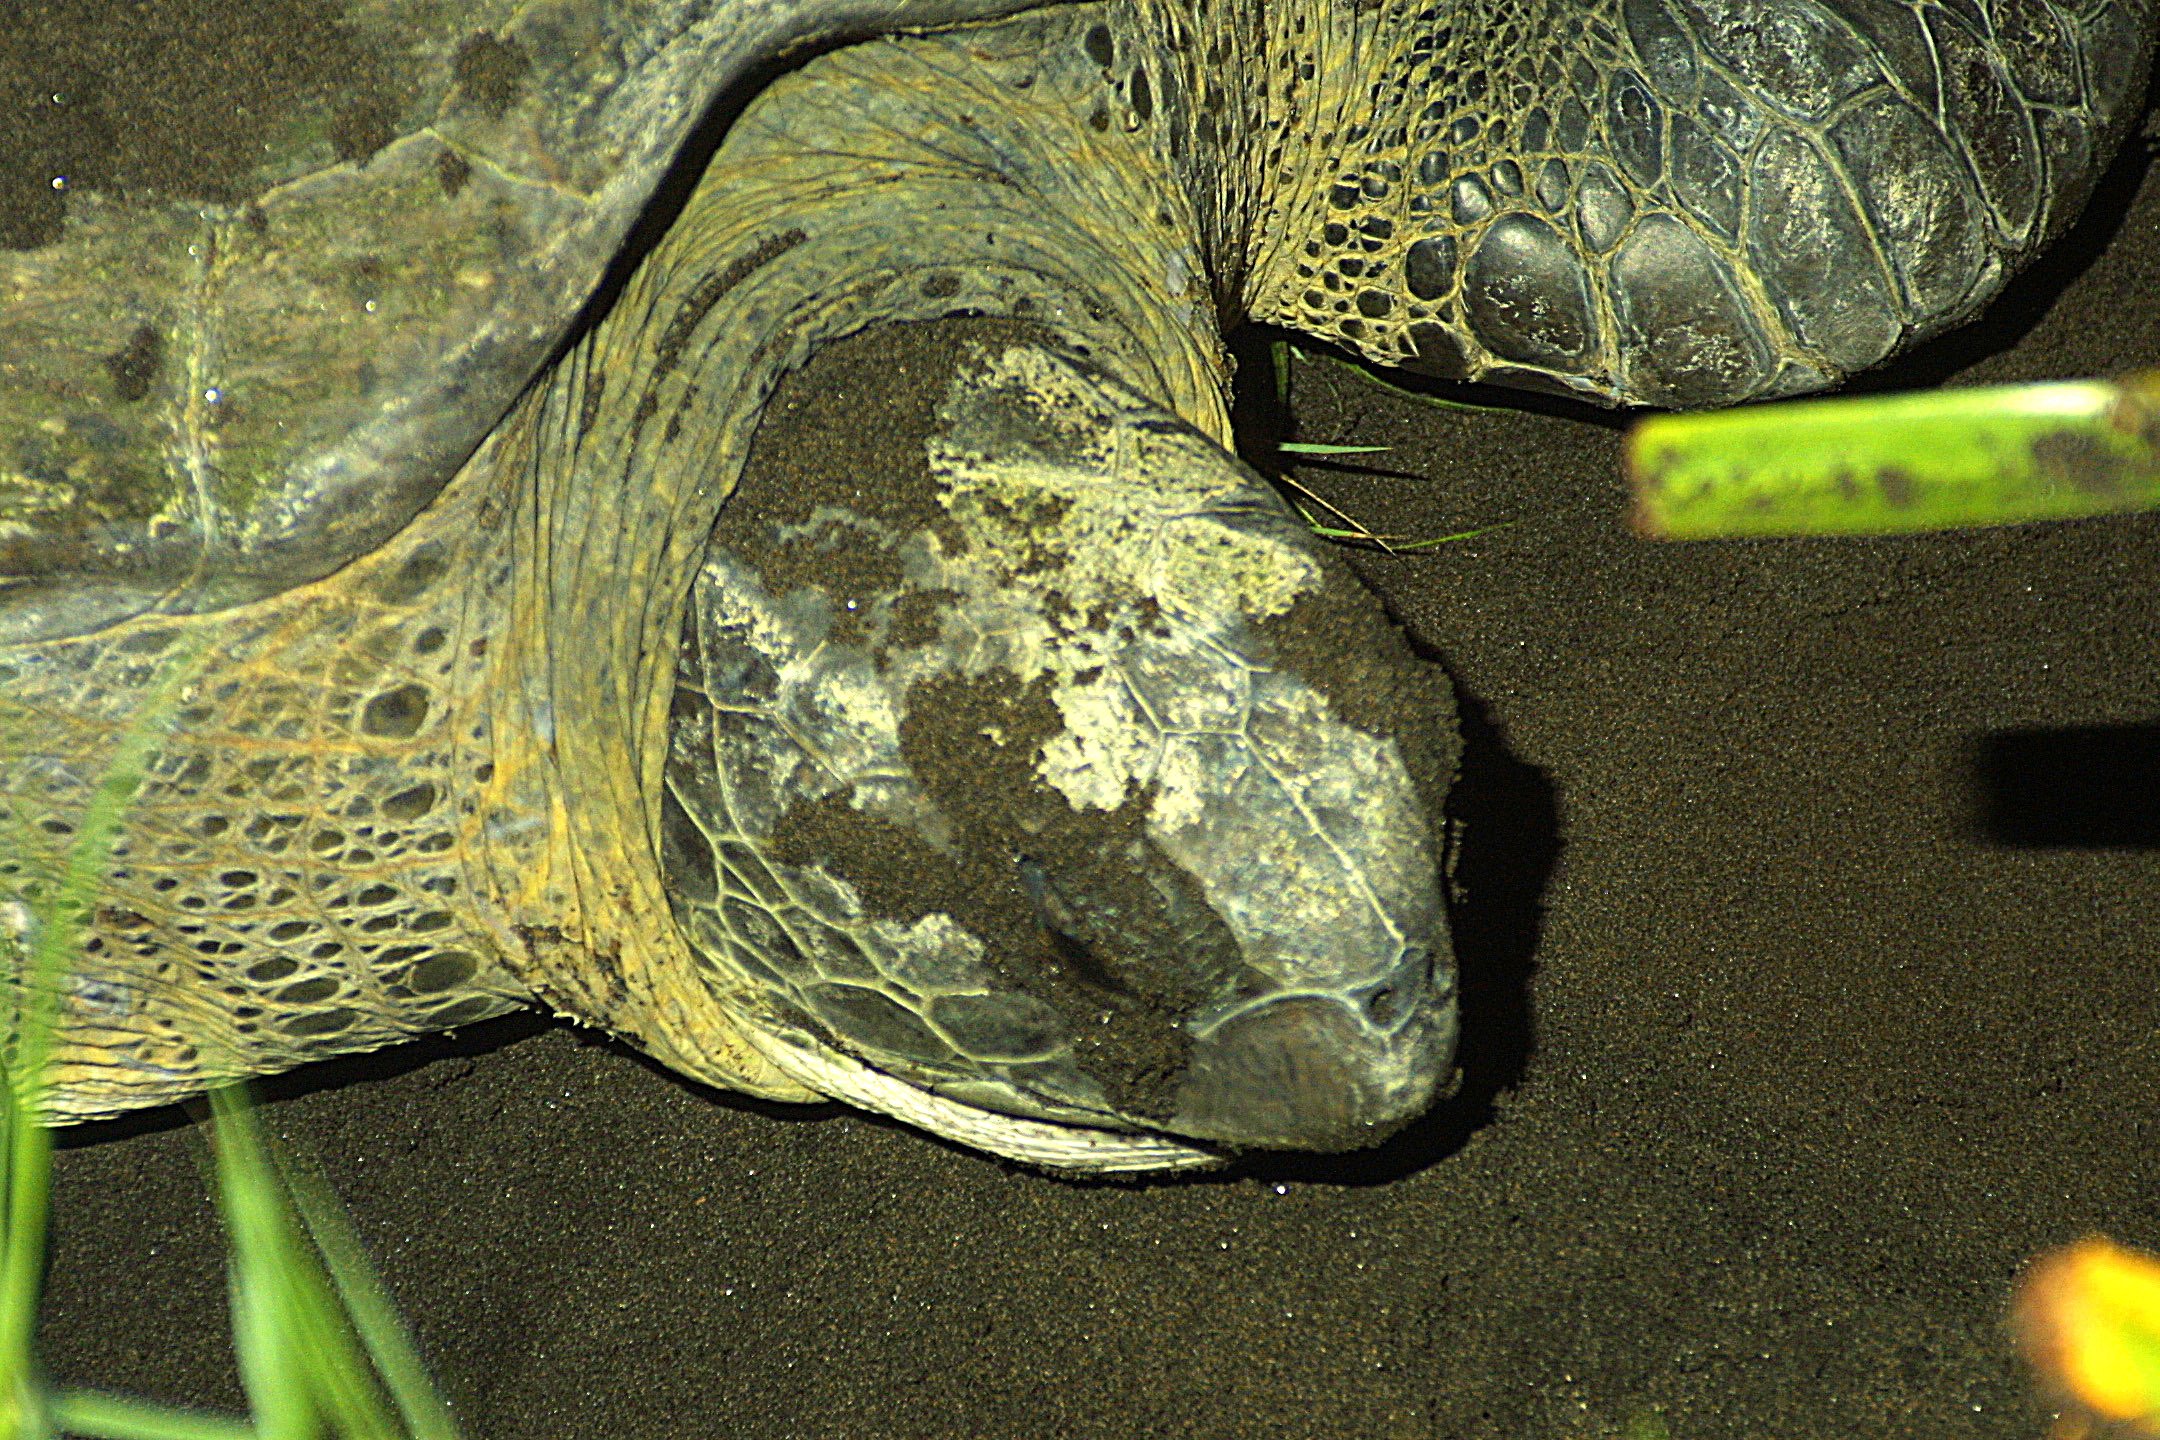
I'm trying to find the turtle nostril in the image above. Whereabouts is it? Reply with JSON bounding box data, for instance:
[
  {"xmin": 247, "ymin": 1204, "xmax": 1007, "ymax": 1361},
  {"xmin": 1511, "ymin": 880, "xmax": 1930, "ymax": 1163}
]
[
  {"xmin": 1364, "ymin": 984, "xmax": 1399, "ymax": 1025},
  {"xmin": 1013, "ymin": 852, "xmax": 1059, "ymax": 919},
  {"xmin": 1014, "ymin": 853, "xmax": 1128, "ymax": 995}
]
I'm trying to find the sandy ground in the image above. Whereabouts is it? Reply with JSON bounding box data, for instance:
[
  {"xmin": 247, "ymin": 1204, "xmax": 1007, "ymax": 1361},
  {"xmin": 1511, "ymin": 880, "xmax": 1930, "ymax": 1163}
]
[{"xmin": 26, "ymin": 39, "xmax": 2160, "ymax": 1440}]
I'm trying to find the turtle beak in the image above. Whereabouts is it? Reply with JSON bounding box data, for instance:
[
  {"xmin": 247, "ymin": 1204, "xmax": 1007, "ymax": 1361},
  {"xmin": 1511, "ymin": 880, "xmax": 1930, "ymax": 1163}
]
[
  {"xmin": 1165, "ymin": 950, "xmax": 1455, "ymax": 1152},
  {"xmin": 1014, "ymin": 787, "xmax": 1456, "ymax": 1155}
]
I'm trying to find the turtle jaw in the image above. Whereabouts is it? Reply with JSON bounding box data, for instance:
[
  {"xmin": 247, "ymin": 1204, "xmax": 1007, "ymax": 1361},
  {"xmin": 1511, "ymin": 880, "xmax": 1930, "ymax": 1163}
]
[{"xmin": 1167, "ymin": 959, "xmax": 1456, "ymax": 1153}]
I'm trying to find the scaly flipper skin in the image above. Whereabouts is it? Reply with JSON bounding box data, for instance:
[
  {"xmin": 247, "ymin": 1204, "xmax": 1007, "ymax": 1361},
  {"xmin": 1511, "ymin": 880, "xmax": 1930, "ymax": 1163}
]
[
  {"xmin": 1243, "ymin": 0, "xmax": 2159, "ymax": 403},
  {"xmin": 1, "ymin": 0, "xmax": 2151, "ymax": 1172},
  {"xmin": 0, "ymin": 467, "xmax": 533, "ymax": 1116}
]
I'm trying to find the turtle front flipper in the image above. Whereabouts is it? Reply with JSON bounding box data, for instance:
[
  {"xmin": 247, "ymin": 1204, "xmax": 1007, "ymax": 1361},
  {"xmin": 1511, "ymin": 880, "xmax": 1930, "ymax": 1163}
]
[
  {"xmin": 1245, "ymin": 0, "xmax": 2159, "ymax": 406},
  {"xmin": 0, "ymin": 470, "xmax": 533, "ymax": 1120},
  {"xmin": 503, "ymin": 8, "xmax": 1460, "ymax": 1171}
]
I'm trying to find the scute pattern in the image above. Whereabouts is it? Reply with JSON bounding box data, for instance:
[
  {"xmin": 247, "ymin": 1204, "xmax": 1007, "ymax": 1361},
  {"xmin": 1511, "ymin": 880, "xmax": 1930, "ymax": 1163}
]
[
  {"xmin": 1250, "ymin": 0, "xmax": 2154, "ymax": 404},
  {"xmin": 0, "ymin": 0, "xmax": 1103, "ymax": 646}
]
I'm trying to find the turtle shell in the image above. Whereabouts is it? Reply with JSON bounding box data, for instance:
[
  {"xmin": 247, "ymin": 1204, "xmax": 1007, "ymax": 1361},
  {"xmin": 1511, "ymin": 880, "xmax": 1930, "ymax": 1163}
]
[{"xmin": 0, "ymin": 0, "xmax": 1022, "ymax": 644}]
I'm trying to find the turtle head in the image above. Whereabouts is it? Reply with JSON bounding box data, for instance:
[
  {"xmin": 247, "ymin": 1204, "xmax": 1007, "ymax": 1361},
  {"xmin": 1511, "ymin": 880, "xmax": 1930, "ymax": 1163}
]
[{"xmin": 659, "ymin": 337, "xmax": 1458, "ymax": 1171}]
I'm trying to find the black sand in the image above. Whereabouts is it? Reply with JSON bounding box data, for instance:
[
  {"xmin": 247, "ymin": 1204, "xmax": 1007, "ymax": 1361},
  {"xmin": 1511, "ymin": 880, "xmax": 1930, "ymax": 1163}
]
[{"xmin": 30, "ymin": 50, "xmax": 2160, "ymax": 1440}]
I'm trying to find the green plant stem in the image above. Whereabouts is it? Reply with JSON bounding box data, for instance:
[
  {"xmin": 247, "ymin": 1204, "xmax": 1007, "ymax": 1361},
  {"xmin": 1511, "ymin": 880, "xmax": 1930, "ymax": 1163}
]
[
  {"xmin": 49, "ymin": 1391, "xmax": 259, "ymax": 1440},
  {"xmin": 0, "ymin": 639, "xmax": 205, "ymax": 1431},
  {"xmin": 1627, "ymin": 370, "xmax": 2160, "ymax": 538},
  {"xmin": 0, "ymin": 1097, "xmax": 54, "ymax": 1431},
  {"xmin": 275, "ymin": 1154, "xmax": 461, "ymax": 1440}
]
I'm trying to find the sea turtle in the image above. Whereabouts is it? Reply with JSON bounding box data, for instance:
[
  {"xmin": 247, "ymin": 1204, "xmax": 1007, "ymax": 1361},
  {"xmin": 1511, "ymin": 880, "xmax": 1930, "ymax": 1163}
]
[{"xmin": 1, "ymin": 2, "xmax": 2152, "ymax": 1174}]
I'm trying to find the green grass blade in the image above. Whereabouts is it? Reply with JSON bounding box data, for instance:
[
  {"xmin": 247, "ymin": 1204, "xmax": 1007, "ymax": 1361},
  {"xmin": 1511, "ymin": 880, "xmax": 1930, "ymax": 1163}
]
[
  {"xmin": 274, "ymin": 1153, "xmax": 462, "ymax": 1440},
  {"xmin": 213, "ymin": 1092, "xmax": 320, "ymax": 1440},
  {"xmin": 0, "ymin": 637, "xmax": 207, "ymax": 1432},
  {"xmin": 228, "ymin": 1267, "xmax": 313, "ymax": 1440},
  {"xmin": 1388, "ymin": 520, "xmax": 1519, "ymax": 551},
  {"xmin": 1627, "ymin": 371, "xmax": 2160, "ymax": 538},
  {"xmin": 1279, "ymin": 442, "xmax": 1392, "ymax": 456},
  {"xmin": 0, "ymin": 1083, "xmax": 54, "ymax": 1440},
  {"xmin": 207, "ymin": 1086, "xmax": 408, "ymax": 1440},
  {"xmin": 1277, "ymin": 341, "xmax": 1516, "ymax": 414},
  {"xmin": 2, "ymin": 627, "xmax": 456, "ymax": 1440},
  {"xmin": 1268, "ymin": 343, "xmax": 1509, "ymax": 550},
  {"xmin": 48, "ymin": 1390, "xmax": 259, "ymax": 1440}
]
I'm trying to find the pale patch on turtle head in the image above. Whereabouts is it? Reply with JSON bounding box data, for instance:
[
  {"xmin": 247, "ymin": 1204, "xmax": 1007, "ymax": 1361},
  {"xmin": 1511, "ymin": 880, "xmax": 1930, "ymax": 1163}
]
[{"xmin": 659, "ymin": 327, "xmax": 1457, "ymax": 1171}]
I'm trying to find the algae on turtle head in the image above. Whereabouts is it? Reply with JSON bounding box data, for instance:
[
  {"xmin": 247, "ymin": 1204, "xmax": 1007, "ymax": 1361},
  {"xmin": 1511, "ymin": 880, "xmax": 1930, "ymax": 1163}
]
[{"xmin": 0, "ymin": 0, "xmax": 2153, "ymax": 1174}]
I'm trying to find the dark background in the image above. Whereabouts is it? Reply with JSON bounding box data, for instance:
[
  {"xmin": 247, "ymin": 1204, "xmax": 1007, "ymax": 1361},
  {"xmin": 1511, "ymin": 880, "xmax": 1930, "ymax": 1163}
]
[{"xmin": 36, "ymin": 58, "xmax": 2160, "ymax": 1440}]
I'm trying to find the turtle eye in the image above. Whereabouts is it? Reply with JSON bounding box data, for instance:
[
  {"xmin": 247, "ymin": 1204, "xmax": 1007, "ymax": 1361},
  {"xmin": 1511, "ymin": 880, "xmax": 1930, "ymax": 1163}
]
[{"xmin": 1013, "ymin": 853, "xmax": 1129, "ymax": 996}]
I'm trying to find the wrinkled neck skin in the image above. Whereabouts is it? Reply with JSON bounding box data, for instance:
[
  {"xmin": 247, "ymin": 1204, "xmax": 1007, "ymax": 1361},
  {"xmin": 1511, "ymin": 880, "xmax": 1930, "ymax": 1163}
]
[
  {"xmin": 464, "ymin": 7, "xmax": 1247, "ymax": 1169},
  {"xmin": 1105, "ymin": 0, "xmax": 1436, "ymax": 327}
]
